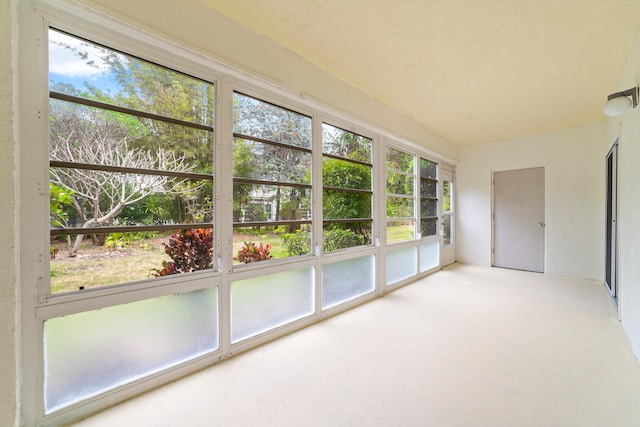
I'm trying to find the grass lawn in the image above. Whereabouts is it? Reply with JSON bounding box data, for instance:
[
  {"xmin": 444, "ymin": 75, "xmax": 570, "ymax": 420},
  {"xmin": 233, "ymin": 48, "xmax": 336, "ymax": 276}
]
[{"xmin": 50, "ymin": 225, "xmax": 414, "ymax": 293}]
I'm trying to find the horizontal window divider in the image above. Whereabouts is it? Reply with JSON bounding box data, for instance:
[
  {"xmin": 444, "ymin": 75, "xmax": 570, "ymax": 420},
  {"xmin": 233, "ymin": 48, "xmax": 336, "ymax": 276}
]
[
  {"xmin": 387, "ymin": 169, "xmax": 414, "ymax": 176},
  {"xmin": 233, "ymin": 133, "xmax": 312, "ymax": 154},
  {"xmin": 386, "ymin": 193, "xmax": 415, "ymax": 198},
  {"xmin": 420, "ymin": 177, "xmax": 438, "ymax": 182},
  {"xmin": 233, "ymin": 177, "xmax": 312, "ymax": 189},
  {"xmin": 323, "ymin": 186, "xmax": 372, "ymax": 194},
  {"xmin": 233, "ymin": 219, "xmax": 312, "ymax": 228},
  {"xmin": 322, "ymin": 152, "xmax": 372, "ymax": 167},
  {"xmin": 50, "ymin": 160, "xmax": 214, "ymax": 180},
  {"xmin": 50, "ymin": 91, "xmax": 214, "ymax": 132},
  {"xmin": 323, "ymin": 218, "xmax": 372, "ymax": 223},
  {"xmin": 50, "ymin": 223, "xmax": 213, "ymax": 236},
  {"xmin": 420, "ymin": 216, "xmax": 438, "ymax": 220},
  {"xmin": 420, "ymin": 197, "xmax": 438, "ymax": 201},
  {"xmin": 38, "ymin": 269, "xmax": 219, "ymax": 316}
]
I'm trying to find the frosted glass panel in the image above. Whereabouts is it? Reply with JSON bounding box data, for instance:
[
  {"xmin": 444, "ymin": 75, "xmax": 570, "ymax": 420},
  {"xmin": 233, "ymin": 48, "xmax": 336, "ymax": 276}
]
[
  {"xmin": 323, "ymin": 255, "xmax": 375, "ymax": 309},
  {"xmin": 386, "ymin": 246, "xmax": 417, "ymax": 285},
  {"xmin": 231, "ymin": 268, "xmax": 314, "ymax": 343},
  {"xmin": 420, "ymin": 240, "xmax": 440, "ymax": 272},
  {"xmin": 44, "ymin": 287, "xmax": 218, "ymax": 413}
]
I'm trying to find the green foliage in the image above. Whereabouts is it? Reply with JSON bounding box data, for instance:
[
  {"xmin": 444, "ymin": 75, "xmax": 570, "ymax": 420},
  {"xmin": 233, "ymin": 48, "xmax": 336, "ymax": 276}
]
[
  {"xmin": 281, "ymin": 230, "xmax": 311, "ymax": 256},
  {"xmin": 280, "ymin": 228, "xmax": 367, "ymax": 255},
  {"xmin": 323, "ymin": 228, "xmax": 366, "ymax": 252},
  {"xmin": 237, "ymin": 241, "xmax": 273, "ymax": 263},
  {"xmin": 105, "ymin": 231, "xmax": 159, "ymax": 250},
  {"xmin": 49, "ymin": 183, "xmax": 75, "ymax": 227},
  {"xmin": 322, "ymin": 158, "xmax": 371, "ymax": 220},
  {"xmin": 152, "ymin": 228, "xmax": 213, "ymax": 276}
]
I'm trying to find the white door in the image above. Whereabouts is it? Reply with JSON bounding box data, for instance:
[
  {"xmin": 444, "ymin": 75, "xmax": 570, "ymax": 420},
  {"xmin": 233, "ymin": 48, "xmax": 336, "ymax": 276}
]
[
  {"xmin": 441, "ymin": 172, "xmax": 455, "ymax": 265},
  {"xmin": 493, "ymin": 167, "xmax": 545, "ymax": 272}
]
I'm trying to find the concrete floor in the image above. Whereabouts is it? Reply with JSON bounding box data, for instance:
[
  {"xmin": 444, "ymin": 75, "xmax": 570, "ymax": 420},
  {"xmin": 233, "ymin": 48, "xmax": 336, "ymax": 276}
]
[{"xmin": 71, "ymin": 264, "xmax": 640, "ymax": 426}]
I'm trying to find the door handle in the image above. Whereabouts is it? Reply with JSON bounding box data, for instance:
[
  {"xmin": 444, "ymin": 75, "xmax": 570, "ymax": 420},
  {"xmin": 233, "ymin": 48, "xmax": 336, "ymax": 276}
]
[{"xmin": 537, "ymin": 222, "xmax": 545, "ymax": 228}]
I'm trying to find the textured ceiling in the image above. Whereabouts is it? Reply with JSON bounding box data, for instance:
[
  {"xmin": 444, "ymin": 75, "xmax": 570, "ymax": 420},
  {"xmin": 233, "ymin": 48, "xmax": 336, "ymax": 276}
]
[{"xmin": 203, "ymin": 0, "xmax": 640, "ymax": 145}]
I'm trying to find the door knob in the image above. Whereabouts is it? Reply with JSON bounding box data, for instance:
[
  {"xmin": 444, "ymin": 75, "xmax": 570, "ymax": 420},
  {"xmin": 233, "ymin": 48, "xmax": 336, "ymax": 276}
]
[{"xmin": 537, "ymin": 222, "xmax": 545, "ymax": 228}]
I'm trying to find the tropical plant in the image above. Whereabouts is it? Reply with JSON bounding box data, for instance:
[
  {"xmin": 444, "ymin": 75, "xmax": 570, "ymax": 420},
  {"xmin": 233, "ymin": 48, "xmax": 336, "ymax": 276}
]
[
  {"xmin": 152, "ymin": 228, "xmax": 213, "ymax": 276},
  {"xmin": 237, "ymin": 241, "xmax": 273, "ymax": 263}
]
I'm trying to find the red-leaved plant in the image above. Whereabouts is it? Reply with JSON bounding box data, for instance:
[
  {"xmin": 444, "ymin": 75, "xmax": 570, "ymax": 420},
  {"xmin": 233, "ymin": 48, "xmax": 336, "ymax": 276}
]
[
  {"xmin": 237, "ymin": 241, "xmax": 273, "ymax": 263},
  {"xmin": 152, "ymin": 228, "xmax": 213, "ymax": 277}
]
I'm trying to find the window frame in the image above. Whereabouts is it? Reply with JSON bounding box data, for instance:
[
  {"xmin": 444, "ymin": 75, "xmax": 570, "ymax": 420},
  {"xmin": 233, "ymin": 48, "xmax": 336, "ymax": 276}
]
[
  {"xmin": 385, "ymin": 144, "xmax": 418, "ymax": 244},
  {"xmin": 19, "ymin": 3, "xmax": 457, "ymax": 425},
  {"xmin": 47, "ymin": 28, "xmax": 218, "ymax": 297},
  {"xmin": 321, "ymin": 121, "xmax": 375, "ymax": 253}
]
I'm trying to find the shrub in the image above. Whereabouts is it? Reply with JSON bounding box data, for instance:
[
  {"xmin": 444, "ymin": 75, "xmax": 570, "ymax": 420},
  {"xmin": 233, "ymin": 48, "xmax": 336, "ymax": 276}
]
[
  {"xmin": 323, "ymin": 228, "xmax": 366, "ymax": 252},
  {"xmin": 152, "ymin": 228, "xmax": 213, "ymax": 276},
  {"xmin": 281, "ymin": 228, "xmax": 367, "ymax": 256},
  {"xmin": 237, "ymin": 241, "xmax": 273, "ymax": 263},
  {"xmin": 282, "ymin": 230, "xmax": 311, "ymax": 256}
]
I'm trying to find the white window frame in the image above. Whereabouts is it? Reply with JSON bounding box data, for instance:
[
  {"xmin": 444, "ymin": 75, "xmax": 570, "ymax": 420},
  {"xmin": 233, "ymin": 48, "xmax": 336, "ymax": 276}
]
[{"xmin": 18, "ymin": 2, "xmax": 457, "ymax": 425}]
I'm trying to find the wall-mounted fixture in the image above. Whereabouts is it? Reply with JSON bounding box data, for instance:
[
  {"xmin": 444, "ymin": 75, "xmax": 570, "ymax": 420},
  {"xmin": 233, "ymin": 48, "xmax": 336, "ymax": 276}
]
[{"xmin": 603, "ymin": 86, "xmax": 638, "ymax": 117}]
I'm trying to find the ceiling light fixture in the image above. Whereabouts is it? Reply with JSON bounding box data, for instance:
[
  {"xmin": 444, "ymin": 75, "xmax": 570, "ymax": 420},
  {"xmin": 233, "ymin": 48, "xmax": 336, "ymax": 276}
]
[{"xmin": 603, "ymin": 86, "xmax": 638, "ymax": 117}]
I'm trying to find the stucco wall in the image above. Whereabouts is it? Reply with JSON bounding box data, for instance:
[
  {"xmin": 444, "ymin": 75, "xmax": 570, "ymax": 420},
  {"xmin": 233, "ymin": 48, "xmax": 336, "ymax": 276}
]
[
  {"xmin": 457, "ymin": 123, "xmax": 605, "ymax": 281},
  {"xmin": 607, "ymin": 28, "xmax": 640, "ymax": 359},
  {"xmin": 0, "ymin": 0, "xmax": 17, "ymax": 425}
]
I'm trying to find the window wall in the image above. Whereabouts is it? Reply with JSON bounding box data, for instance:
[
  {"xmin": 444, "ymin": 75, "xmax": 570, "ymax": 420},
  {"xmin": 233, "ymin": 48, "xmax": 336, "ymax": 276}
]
[{"xmin": 27, "ymin": 15, "xmax": 453, "ymax": 426}]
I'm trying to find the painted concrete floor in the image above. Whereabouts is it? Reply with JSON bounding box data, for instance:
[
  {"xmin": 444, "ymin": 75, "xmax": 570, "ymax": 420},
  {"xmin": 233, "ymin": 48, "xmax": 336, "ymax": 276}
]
[{"xmin": 71, "ymin": 264, "xmax": 640, "ymax": 426}]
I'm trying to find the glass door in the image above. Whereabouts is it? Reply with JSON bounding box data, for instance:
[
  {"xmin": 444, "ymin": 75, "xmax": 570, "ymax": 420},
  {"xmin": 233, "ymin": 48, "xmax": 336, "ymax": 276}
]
[
  {"xmin": 441, "ymin": 172, "xmax": 455, "ymax": 265},
  {"xmin": 605, "ymin": 141, "xmax": 618, "ymax": 303}
]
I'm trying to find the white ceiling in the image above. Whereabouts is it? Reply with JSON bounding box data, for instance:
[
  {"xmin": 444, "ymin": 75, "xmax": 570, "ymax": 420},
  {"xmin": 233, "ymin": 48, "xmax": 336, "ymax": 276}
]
[{"xmin": 203, "ymin": 0, "xmax": 640, "ymax": 145}]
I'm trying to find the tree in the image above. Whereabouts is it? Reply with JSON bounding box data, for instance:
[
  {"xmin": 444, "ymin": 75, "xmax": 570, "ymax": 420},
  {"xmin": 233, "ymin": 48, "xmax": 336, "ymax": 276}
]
[
  {"xmin": 232, "ymin": 93, "xmax": 311, "ymax": 225},
  {"xmin": 49, "ymin": 31, "xmax": 216, "ymax": 256},
  {"xmin": 49, "ymin": 100, "xmax": 199, "ymax": 256}
]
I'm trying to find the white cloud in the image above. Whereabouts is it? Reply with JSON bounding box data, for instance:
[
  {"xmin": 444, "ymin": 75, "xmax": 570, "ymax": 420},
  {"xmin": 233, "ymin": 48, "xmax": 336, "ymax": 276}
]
[{"xmin": 48, "ymin": 29, "xmax": 109, "ymax": 79}]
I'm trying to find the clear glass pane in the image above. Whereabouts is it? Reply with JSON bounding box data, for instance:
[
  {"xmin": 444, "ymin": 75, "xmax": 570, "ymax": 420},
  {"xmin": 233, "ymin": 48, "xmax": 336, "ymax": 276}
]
[
  {"xmin": 323, "ymin": 189, "xmax": 371, "ymax": 219},
  {"xmin": 386, "ymin": 146, "xmax": 414, "ymax": 173},
  {"xmin": 233, "ymin": 184, "xmax": 311, "ymax": 223},
  {"xmin": 50, "ymin": 99, "xmax": 214, "ymax": 173},
  {"xmin": 233, "ymin": 137, "xmax": 311, "ymax": 184},
  {"xmin": 323, "ymin": 255, "xmax": 375, "ymax": 308},
  {"xmin": 443, "ymin": 180, "xmax": 452, "ymax": 213},
  {"xmin": 233, "ymin": 92, "xmax": 311, "ymax": 149},
  {"xmin": 387, "ymin": 246, "xmax": 417, "ymax": 285},
  {"xmin": 48, "ymin": 29, "xmax": 215, "ymax": 128},
  {"xmin": 420, "ymin": 179, "xmax": 437, "ymax": 198},
  {"xmin": 387, "ymin": 220, "xmax": 415, "ymax": 243},
  {"xmin": 49, "ymin": 171, "xmax": 212, "ymax": 230},
  {"xmin": 420, "ymin": 240, "xmax": 440, "ymax": 272},
  {"xmin": 44, "ymin": 287, "xmax": 219, "ymax": 413},
  {"xmin": 234, "ymin": 225, "xmax": 311, "ymax": 264},
  {"xmin": 421, "ymin": 218, "xmax": 438, "ymax": 237},
  {"xmin": 443, "ymin": 214, "xmax": 452, "ymax": 245},
  {"xmin": 322, "ymin": 123, "xmax": 371, "ymax": 163},
  {"xmin": 386, "ymin": 171, "xmax": 414, "ymax": 195},
  {"xmin": 50, "ymin": 228, "xmax": 213, "ymax": 294},
  {"xmin": 231, "ymin": 268, "xmax": 314, "ymax": 342},
  {"xmin": 386, "ymin": 197, "xmax": 414, "ymax": 218},
  {"xmin": 420, "ymin": 199, "xmax": 438, "ymax": 217},
  {"xmin": 322, "ymin": 223, "xmax": 372, "ymax": 252},
  {"xmin": 323, "ymin": 157, "xmax": 371, "ymax": 190},
  {"xmin": 420, "ymin": 158, "xmax": 437, "ymax": 179}
]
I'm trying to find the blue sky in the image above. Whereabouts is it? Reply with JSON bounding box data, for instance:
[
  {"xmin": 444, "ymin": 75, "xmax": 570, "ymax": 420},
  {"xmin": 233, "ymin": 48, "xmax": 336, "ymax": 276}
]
[{"xmin": 48, "ymin": 28, "xmax": 119, "ymax": 94}]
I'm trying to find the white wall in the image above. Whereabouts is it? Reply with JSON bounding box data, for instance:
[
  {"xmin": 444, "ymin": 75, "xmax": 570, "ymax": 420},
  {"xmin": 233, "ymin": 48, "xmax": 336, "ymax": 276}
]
[
  {"xmin": 457, "ymin": 123, "xmax": 605, "ymax": 281},
  {"xmin": 0, "ymin": 0, "xmax": 17, "ymax": 425},
  {"xmin": 606, "ymin": 29, "xmax": 640, "ymax": 359}
]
